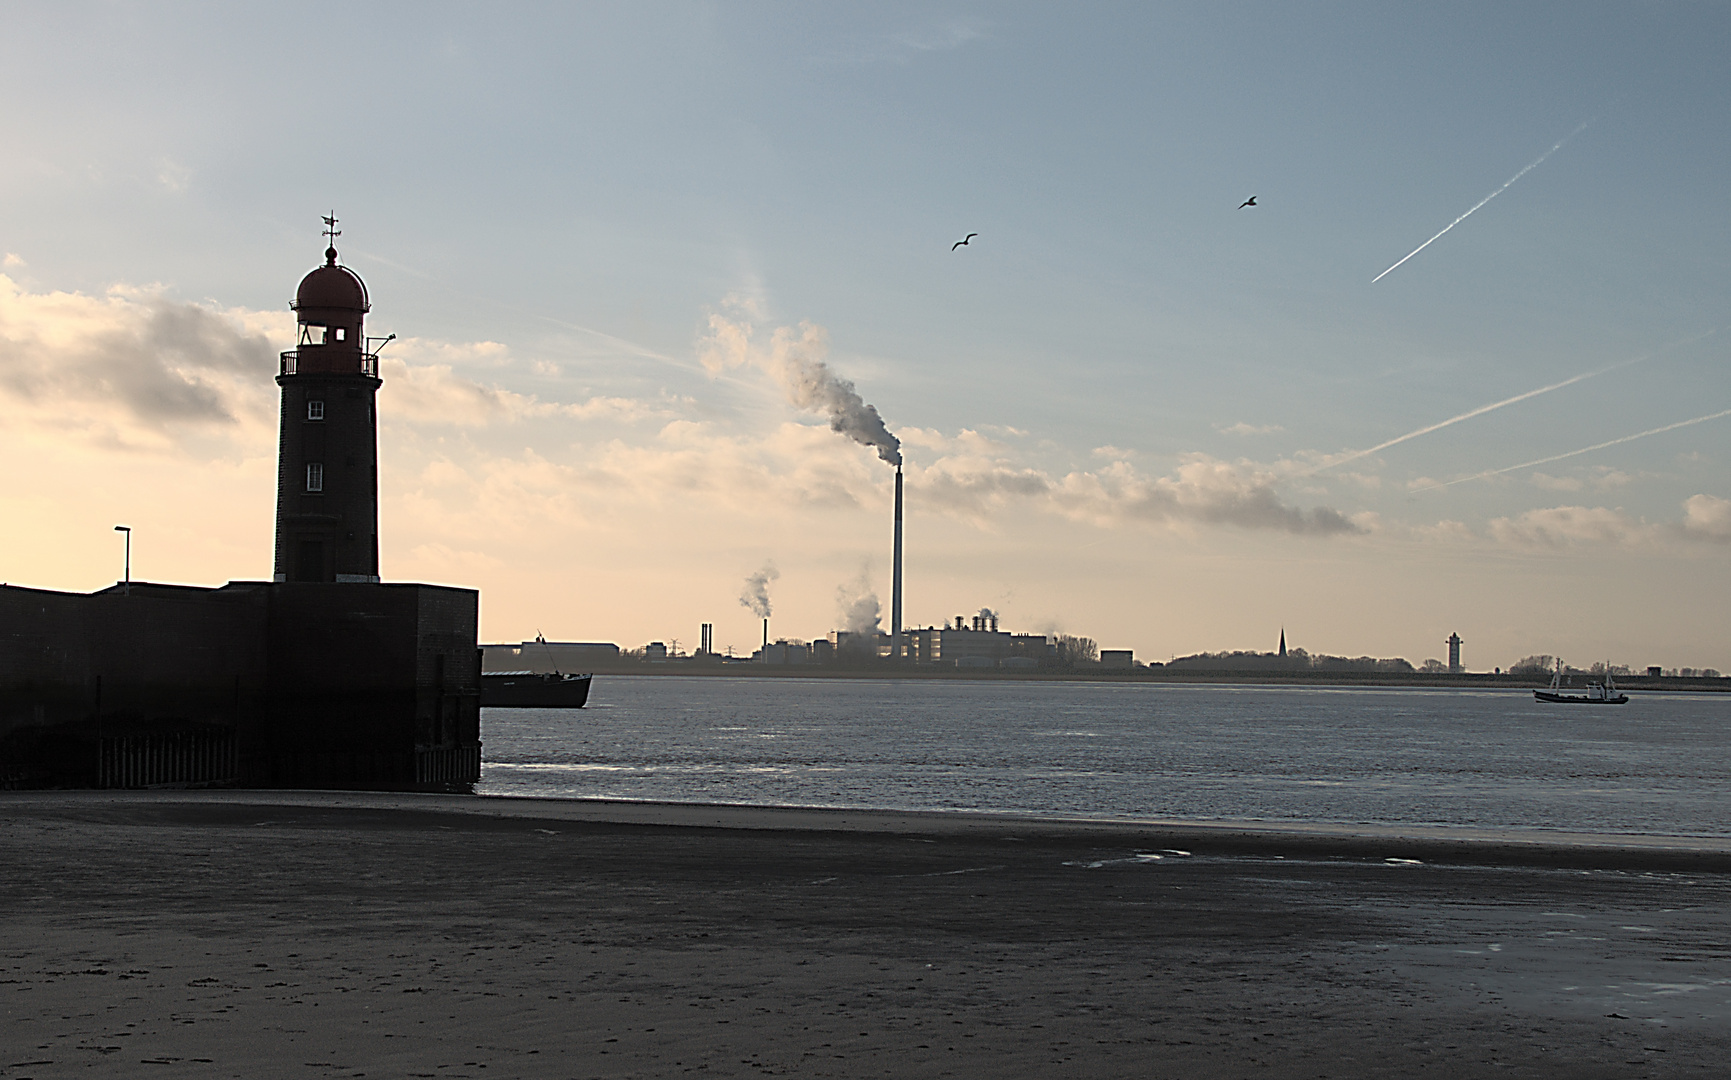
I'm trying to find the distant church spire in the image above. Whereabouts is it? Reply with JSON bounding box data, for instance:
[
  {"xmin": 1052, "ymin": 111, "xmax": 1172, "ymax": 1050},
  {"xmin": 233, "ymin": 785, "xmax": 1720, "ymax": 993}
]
[{"xmin": 1278, "ymin": 627, "xmax": 1287, "ymax": 659}]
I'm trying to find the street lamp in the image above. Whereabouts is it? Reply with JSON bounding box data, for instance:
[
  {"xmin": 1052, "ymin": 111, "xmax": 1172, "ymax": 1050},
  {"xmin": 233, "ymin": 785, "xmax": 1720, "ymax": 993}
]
[{"xmin": 114, "ymin": 525, "xmax": 130, "ymax": 595}]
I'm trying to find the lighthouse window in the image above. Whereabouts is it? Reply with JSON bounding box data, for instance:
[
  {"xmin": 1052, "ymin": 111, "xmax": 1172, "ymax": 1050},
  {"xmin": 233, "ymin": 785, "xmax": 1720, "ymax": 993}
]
[
  {"xmin": 299, "ymin": 323, "xmax": 327, "ymax": 345},
  {"xmin": 307, "ymin": 400, "xmax": 324, "ymax": 421},
  {"xmin": 334, "ymin": 327, "xmax": 346, "ymax": 341},
  {"xmin": 306, "ymin": 462, "xmax": 324, "ymax": 492}
]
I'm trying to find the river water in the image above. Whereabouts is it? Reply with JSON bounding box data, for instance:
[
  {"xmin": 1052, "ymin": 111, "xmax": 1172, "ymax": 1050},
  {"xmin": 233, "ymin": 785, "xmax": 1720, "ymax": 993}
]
[{"xmin": 477, "ymin": 675, "xmax": 1731, "ymax": 838}]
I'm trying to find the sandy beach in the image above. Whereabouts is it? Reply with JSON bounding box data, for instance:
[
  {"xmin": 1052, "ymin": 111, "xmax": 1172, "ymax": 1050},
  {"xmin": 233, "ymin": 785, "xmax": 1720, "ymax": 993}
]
[{"xmin": 3, "ymin": 793, "xmax": 1729, "ymax": 1078}]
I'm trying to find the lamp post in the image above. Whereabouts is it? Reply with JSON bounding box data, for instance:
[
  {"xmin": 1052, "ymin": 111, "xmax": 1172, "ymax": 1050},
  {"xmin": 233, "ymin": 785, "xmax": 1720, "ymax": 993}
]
[{"xmin": 114, "ymin": 525, "xmax": 131, "ymax": 595}]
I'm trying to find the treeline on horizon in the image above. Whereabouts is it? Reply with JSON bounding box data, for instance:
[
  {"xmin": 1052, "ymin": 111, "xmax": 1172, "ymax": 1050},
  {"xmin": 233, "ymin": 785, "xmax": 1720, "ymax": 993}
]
[
  {"xmin": 1164, "ymin": 648, "xmax": 1423, "ymax": 673},
  {"xmin": 1163, "ymin": 650, "xmax": 1722, "ymax": 678}
]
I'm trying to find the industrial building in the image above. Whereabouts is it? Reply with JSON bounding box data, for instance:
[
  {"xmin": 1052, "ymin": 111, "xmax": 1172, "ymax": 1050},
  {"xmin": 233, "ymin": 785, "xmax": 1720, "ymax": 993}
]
[
  {"xmin": 482, "ymin": 639, "xmax": 621, "ymax": 673},
  {"xmin": 905, "ymin": 612, "xmax": 1055, "ymax": 669},
  {"xmin": 1, "ymin": 229, "xmax": 481, "ymax": 791}
]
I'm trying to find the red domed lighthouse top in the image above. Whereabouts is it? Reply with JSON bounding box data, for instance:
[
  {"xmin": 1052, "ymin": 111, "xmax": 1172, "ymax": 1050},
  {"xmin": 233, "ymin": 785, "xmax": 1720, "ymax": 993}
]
[
  {"xmin": 293, "ymin": 245, "xmax": 370, "ymax": 320},
  {"xmin": 280, "ymin": 216, "xmax": 379, "ymax": 380}
]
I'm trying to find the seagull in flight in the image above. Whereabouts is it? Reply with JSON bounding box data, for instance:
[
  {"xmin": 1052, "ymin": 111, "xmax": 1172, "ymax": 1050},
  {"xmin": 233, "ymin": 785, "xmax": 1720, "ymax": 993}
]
[
  {"xmin": 951, "ymin": 233, "xmax": 977, "ymax": 251},
  {"xmin": 1238, "ymin": 196, "xmax": 1257, "ymax": 209}
]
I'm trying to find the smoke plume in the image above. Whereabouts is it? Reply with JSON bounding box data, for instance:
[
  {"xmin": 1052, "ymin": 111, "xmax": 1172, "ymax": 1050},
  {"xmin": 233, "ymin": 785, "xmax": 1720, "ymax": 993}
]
[
  {"xmin": 837, "ymin": 572, "xmax": 882, "ymax": 636},
  {"xmin": 738, "ymin": 562, "xmax": 778, "ymax": 618},
  {"xmin": 701, "ymin": 310, "xmax": 901, "ymax": 466}
]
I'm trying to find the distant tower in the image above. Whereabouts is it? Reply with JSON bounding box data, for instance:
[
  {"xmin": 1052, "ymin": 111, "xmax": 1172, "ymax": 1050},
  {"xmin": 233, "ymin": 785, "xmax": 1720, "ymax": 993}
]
[
  {"xmin": 273, "ymin": 217, "xmax": 384, "ymax": 583},
  {"xmin": 1278, "ymin": 628, "xmax": 1287, "ymax": 659},
  {"xmin": 891, "ymin": 464, "xmax": 904, "ymax": 660},
  {"xmin": 1446, "ymin": 632, "xmax": 1463, "ymax": 674}
]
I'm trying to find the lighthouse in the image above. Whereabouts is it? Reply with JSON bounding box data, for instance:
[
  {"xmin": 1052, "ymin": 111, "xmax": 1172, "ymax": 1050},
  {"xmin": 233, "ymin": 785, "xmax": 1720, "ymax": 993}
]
[{"xmin": 273, "ymin": 218, "xmax": 384, "ymax": 583}]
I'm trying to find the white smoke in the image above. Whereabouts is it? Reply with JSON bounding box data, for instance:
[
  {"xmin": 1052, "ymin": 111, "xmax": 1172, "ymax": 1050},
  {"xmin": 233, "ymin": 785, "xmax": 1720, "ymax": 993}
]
[
  {"xmin": 701, "ymin": 308, "xmax": 901, "ymax": 466},
  {"xmin": 836, "ymin": 571, "xmax": 882, "ymax": 636},
  {"xmin": 739, "ymin": 562, "xmax": 778, "ymax": 618}
]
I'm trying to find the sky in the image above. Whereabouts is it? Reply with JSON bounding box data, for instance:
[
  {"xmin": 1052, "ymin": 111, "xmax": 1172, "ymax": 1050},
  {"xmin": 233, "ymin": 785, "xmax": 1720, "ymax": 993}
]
[{"xmin": 1, "ymin": 2, "xmax": 1727, "ymax": 669}]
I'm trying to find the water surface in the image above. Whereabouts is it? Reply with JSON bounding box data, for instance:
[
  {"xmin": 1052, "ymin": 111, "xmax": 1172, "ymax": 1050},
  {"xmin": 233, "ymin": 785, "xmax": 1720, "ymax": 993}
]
[{"xmin": 479, "ymin": 676, "xmax": 1731, "ymax": 837}]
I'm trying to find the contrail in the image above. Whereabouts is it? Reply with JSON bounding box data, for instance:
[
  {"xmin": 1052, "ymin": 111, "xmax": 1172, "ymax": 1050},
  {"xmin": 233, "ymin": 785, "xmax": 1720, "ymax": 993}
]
[
  {"xmin": 1411, "ymin": 407, "xmax": 1731, "ymax": 492},
  {"xmin": 1373, "ymin": 120, "xmax": 1591, "ymax": 283},
  {"xmin": 343, "ymin": 243, "xmax": 692, "ymax": 371},
  {"xmin": 1316, "ymin": 369, "xmax": 1603, "ymax": 474},
  {"xmin": 1312, "ymin": 327, "xmax": 1717, "ymax": 475}
]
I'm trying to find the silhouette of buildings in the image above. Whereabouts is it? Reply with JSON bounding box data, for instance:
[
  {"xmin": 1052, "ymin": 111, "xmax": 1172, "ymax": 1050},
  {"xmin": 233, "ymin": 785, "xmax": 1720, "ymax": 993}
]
[
  {"xmin": 482, "ymin": 640, "xmax": 621, "ymax": 673},
  {"xmin": 0, "ymin": 231, "xmax": 480, "ymax": 791}
]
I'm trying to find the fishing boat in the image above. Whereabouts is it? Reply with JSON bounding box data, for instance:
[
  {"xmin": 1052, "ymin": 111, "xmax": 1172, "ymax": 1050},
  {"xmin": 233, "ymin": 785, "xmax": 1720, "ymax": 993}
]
[
  {"xmin": 480, "ymin": 670, "xmax": 592, "ymax": 708},
  {"xmin": 1533, "ymin": 660, "xmax": 1627, "ymax": 705}
]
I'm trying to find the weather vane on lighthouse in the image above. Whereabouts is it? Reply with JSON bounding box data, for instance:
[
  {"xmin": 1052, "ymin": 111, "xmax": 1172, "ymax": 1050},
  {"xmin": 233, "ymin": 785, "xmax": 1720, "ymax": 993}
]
[{"xmin": 321, "ymin": 213, "xmax": 341, "ymax": 262}]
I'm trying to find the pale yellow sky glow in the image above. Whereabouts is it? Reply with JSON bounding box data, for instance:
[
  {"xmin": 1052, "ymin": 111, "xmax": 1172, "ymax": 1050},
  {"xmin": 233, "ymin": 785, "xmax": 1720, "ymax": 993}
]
[{"xmin": 1, "ymin": 272, "xmax": 1725, "ymax": 669}]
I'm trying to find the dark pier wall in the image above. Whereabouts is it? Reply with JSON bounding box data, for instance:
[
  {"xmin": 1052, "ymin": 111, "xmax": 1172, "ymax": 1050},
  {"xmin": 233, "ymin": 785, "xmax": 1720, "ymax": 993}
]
[
  {"xmin": 0, "ymin": 581, "xmax": 479, "ymax": 791},
  {"xmin": 252, "ymin": 583, "xmax": 480, "ymax": 789}
]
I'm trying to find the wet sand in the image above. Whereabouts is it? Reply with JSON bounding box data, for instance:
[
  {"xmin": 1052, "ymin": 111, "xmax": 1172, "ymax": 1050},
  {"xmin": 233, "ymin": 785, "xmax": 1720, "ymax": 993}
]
[{"xmin": 3, "ymin": 792, "xmax": 1729, "ymax": 1078}]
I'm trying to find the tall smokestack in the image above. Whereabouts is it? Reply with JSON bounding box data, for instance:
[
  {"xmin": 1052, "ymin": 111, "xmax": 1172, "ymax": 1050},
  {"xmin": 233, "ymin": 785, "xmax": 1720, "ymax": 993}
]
[
  {"xmin": 763, "ymin": 617, "xmax": 769, "ymax": 651},
  {"xmin": 892, "ymin": 463, "xmax": 903, "ymax": 660}
]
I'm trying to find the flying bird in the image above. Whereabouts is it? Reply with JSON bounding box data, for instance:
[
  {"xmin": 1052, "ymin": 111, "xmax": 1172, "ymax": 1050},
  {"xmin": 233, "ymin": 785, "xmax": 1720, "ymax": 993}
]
[
  {"xmin": 951, "ymin": 233, "xmax": 977, "ymax": 250},
  {"xmin": 1238, "ymin": 196, "xmax": 1257, "ymax": 209}
]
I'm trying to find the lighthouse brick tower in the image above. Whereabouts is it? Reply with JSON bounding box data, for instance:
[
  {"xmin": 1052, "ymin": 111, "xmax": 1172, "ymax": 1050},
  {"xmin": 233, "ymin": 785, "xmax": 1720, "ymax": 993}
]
[{"xmin": 274, "ymin": 222, "xmax": 383, "ymax": 583}]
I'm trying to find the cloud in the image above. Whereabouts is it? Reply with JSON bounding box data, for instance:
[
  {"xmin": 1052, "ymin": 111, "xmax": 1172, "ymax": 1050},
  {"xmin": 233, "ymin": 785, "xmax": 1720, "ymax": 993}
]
[
  {"xmin": 0, "ymin": 275, "xmax": 682, "ymax": 456},
  {"xmin": 380, "ymin": 347, "xmax": 681, "ymax": 429},
  {"xmin": 1051, "ymin": 457, "xmax": 1362, "ymax": 535},
  {"xmin": 1474, "ymin": 496, "xmax": 1731, "ymax": 551},
  {"xmin": 391, "ymin": 337, "xmax": 511, "ymax": 369},
  {"xmin": 893, "ymin": 19, "xmax": 986, "ymax": 54},
  {"xmin": 913, "ymin": 448, "xmax": 1360, "ymax": 536},
  {"xmin": 156, "ymin": 158, "xmax": 192, "ymax": 194},
  {"xmin": 816, "ymin": 18, "xmax": 987, "ymax": 65},
  {"xmin": 1529, "ymin": 472, "xmax": 1584, "ymax": 492},
  {"xmin": 1682, "ymin": 494, "xmax": 1731, "ymax": 543},
  {"xmin": 381, "ymin": 358, "xmax": 527, "ymax": 427},
  {"xmin": 917, "ymin": 462, "xmax": 1055, "ymax": 523},
  {"xmin": 1531, "ymin": 467, "xmax": 1633, "ymax": 493},
  {"xmin": 0, "ymin": 274, "xmax": 281, "ymax": 448},
  {"xmin": 1488, "ymin": 505, "xmax": 1648, "ymax": 548},
  {"xmin": 3, "ymin": 254, "xmax": 24, "ymax": 269},
  {"xmin": 1217, "ymin": 421, "xmax": 1284, "ymax": 436}
]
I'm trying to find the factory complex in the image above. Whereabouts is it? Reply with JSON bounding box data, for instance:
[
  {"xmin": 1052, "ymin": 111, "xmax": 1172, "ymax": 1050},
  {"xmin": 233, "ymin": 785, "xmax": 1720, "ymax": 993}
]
[{"xmin": 483, "ymin": 611, "xmax": 1132, "ymax": 673}]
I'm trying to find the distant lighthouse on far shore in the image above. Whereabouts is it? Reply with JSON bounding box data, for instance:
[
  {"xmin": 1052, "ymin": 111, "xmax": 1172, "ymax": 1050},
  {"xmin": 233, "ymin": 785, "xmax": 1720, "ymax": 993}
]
[{"xmin": 273, "ymin": 217, "xmax": 386, "ymax": 583}]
